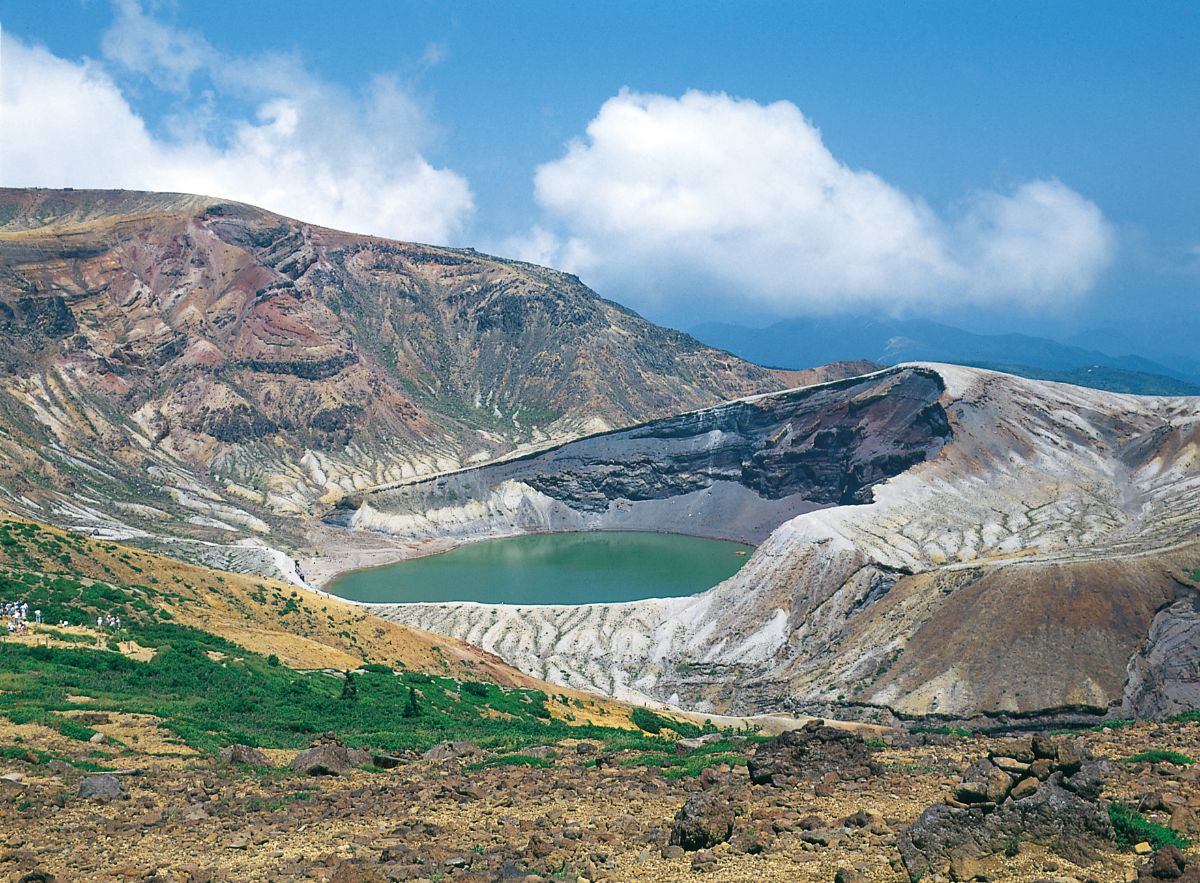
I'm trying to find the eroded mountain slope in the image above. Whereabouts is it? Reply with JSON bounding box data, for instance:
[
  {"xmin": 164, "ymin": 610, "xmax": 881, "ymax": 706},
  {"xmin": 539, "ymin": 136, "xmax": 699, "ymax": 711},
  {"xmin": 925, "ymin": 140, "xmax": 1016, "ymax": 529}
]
[
  {"xmin": 360, "ymin": 365, "xmax": 1200, "ymax": 721},
  {"xmin": 0, "ymin": 187, "xmax": 780, "ymax": 559}
]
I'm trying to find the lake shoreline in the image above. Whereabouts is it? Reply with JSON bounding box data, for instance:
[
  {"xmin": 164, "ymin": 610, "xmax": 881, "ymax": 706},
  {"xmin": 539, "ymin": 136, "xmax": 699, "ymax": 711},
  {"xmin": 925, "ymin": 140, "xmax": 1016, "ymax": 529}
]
[
  {"xmin": 301, "ymin": 524, "xmax": 758, "ymax": 592},
  {"xmin": 321, "ymin": 530, "xmax": 755, "ymax": 607}
]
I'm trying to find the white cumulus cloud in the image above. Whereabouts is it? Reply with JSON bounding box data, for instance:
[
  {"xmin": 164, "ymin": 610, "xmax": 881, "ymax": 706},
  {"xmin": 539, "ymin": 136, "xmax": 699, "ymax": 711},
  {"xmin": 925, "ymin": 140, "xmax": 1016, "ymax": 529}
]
[
  {"xmin": 519, "ymin": 90, "xmax": 1114, "ymax": 314},
  {"xmin": 0, "ymin": 5, "xmax": 473, "ymax": 244}
]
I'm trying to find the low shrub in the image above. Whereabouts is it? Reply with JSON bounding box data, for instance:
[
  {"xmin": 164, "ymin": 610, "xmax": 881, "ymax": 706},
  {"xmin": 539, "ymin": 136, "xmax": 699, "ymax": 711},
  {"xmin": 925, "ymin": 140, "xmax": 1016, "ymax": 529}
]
[
  {"xmin": 466, "ymin": 754, "xmax": 554, "ymax": 770},
  {"xmin": 630, "ymin": 707, "xmax": 700, "ymax": 738},
  {"xmin": 1108, "ymin": 803, "xmax": 1191, "ymax": 851},
  {"xmin": 1124, "ymin": 749, "xmax": 1195, "ymax": 765}
]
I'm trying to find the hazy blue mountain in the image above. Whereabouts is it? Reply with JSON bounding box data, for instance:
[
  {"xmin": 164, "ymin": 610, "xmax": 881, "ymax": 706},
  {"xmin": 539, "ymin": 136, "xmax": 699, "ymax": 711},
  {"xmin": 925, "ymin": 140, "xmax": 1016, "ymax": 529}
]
[
  {"xmin": 962, "ymin": 362, "xmax": 1200, "ymax": 396},
  {"xmin": 1065, "ymin": 326, "xmax": 1200, "ymax": 382},
  {"xmin": 690, "ymin": 316, "xmax": 1200, "ymax": 392}
]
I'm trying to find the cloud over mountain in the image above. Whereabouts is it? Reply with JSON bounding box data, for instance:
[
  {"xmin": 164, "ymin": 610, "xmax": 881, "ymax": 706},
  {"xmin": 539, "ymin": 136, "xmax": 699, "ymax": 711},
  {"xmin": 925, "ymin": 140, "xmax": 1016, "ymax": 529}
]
[
  {"xmin": 0, "ymin": 3, "xmax": 473, "ymax": 244},
  {"xmin": 518, "ymin": 90, "xmax": 1114, "ymax": 314}
]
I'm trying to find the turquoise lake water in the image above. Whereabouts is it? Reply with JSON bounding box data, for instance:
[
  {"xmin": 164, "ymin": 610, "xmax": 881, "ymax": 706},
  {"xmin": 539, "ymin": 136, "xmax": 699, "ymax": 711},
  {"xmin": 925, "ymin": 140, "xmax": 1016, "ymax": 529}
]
[{"xmin": 327, "ymin": 531, "xmax": 754, "ymax": 605}]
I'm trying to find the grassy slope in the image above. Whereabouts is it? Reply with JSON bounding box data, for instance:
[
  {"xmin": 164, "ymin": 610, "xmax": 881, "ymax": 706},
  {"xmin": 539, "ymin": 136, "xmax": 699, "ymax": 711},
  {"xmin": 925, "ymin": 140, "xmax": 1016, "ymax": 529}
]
[
  {"xmin": 0, "ymin": 513, "xmax": 546, "ymax": 681},
  {"xmin": 0, "ymin": 514, "xmax": 687, "ymax": 757}
]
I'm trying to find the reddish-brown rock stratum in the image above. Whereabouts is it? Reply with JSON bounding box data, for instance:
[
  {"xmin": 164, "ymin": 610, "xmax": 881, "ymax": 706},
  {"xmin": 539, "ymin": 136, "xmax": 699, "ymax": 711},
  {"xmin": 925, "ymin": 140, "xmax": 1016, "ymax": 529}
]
[{"xmin": 0, "ymin": 187, "xmax": 782, "ymax": 543}]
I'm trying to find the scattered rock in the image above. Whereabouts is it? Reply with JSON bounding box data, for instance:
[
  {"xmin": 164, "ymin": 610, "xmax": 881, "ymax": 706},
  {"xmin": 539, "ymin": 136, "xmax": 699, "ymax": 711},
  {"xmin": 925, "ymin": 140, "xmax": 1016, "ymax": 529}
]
[
  {"xmin": 1137, "ymin": 844, "xmax": 1200, "ymax": 882},
  {"xmin": 1170, "ymin": 805, "xmax": 1200, "ymax": 837},
  {"xmin": 747, "ymin": 720, "xmax": 879, "ymax": 786},
  {"xmin": 898, "ymin": 738, "xmax": 1114, "ymax": 878},
  {"xmin": 289, "ymin": 739, "xmax": 369, "ymax": 776},
  {"xmin": 78, "ymin": 775, "xmax": 128, "ymax": 802},
  {"xmin": 422, "ymin": 740, "xmax": 482, "ymax": 761},
  {"xmin": 88, "ymin": 732, "xmax": 108, "ymax": 745},
  {"xmin": 669, "ymin": 789, "xmax": 740, "ymax": 851},
  {"xmin": 949, "ymin": 852, "xmax": 986, "ymax": 881},
  {"xmin": 44, "ymin": 759, "xmax": 78, "ymax": 778},
  {"xmin": 675, "ymin": 733, "xmax": 724, "ymax": 753},
  {"xmin": 1011, "ymin": 776, "xmax": 1040, "ymax": 799},
  {"xmin": 371, "ymin": 753, "xmax": 407, "ymax": 769},
  {"xmin": 327, "ymin": 860, "xmax": 388, "ymax": 883},
  {"xmin": 219, "ymin": 744, "xmax": 268, "ymax": 766}
]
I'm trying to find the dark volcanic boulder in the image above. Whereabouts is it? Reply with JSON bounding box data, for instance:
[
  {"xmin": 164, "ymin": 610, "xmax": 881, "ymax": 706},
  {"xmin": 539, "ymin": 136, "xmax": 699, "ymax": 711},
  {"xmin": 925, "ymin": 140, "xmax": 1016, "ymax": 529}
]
[
  {"xmin": 1139, "ymin": 845, "xmax": 1200, "ymax": 883},
  {"xmin": 78, "ymin": 774, "xmax": 127, "ymax": 802},
  {"xmin": 747, "ymin": 720, "xmax": 879, "ymax": 785},
  {"xmin": 898, "ymin": 737, "xmax": 1114, "ymax": 878},
  {"xmin": 669, "ymin": 789, "xmax": 740, "ymax": 851}
]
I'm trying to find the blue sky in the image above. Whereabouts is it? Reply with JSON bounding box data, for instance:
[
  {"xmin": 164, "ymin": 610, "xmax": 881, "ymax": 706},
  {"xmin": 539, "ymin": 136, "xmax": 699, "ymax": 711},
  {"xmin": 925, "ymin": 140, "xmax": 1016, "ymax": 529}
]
[{"xmin": 1, "ymin": 1, "xmax": 1197, "ymax": 354}]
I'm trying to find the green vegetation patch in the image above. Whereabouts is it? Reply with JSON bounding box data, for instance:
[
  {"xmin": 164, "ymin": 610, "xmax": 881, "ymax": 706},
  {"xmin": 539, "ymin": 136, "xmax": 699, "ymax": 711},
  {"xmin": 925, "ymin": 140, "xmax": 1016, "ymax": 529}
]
[
  {"xmin": 661, "ymin": 753, "xmax": 747, "ymax": 780},
  {"xmin": 0, "ymin": 632, "xmax": 675, "ymax": 755},
  {"xmin": 913, "ymin": 725, "xmax": 973, "ymax": 739},
  {"xmin": 630, "ymin": 706, "xmax": 701, "ymax": 738},
  {"xmin": 1108, "ymin": 803, "xmax": 1191, "ymax": 851},
  {"xmin": 615, "ymin": 739, "xmax": 750, "ymax": 779},
  {"xmin": 1124, "ymin": 749, "xmax": 1195, "ymax": 765},
  {"xmin": 465, "ymin": 753, "xmax": 554, "ymax": 771}
]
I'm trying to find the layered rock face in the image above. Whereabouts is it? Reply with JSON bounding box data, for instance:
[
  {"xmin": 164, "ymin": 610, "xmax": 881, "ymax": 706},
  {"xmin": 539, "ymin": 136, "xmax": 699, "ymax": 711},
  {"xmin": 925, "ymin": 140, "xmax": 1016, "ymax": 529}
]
[
  {"xmin": 0, "ymin": 188, "xmax": 780, "ymax": 552},
  {"xmin": 366, "ymin": 364, "xmax": 1200, "ymax": 721}
]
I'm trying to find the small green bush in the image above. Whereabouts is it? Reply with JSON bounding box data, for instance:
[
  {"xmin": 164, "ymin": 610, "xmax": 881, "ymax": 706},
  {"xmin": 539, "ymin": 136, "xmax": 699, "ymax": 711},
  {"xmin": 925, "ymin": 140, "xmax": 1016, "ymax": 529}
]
[
  {"xmin": 630, "ymin": 707, "xmax": 700, "ymax": 738},
  {"xmin": 631, "ymin": 707, "xmax": 664, "ymax": 733},
  {"xmin": 466, "ymin": 754, "xmax": 553, "ymax": 771},
  {"xmin": 401, "ymin": 685, "xmax": 421, "ymax": 718},
  {"xmin": 661, "ymin": 753, "xmax": 747, "ymax": 780},
  {"xmin": 1108, "ymin": 803, "xmax": 1191, "ymax": 850},
  {"xmin": 1124, "ymin": 750, "xmax": 1194, "ymax": 766},
  {"xmin": 913, "ymin": 725, "xmax": 973, "ymax": 739}
]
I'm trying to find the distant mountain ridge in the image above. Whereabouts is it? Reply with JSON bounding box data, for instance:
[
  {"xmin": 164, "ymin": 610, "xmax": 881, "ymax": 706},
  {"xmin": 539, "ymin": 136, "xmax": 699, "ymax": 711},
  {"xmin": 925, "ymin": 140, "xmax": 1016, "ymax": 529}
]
[{"xmin": 690, "ymin": 315, "xmax": 1200, "ymax": 394}]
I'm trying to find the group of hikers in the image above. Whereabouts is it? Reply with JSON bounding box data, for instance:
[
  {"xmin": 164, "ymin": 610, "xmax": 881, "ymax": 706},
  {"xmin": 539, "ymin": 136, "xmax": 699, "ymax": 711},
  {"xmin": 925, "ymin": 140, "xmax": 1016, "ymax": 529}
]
[
  {"xmin": 2, "ymin": 599, "xmax": 111, "ymax": 637},
  {"xmin": 2, "ymin": 599, "xmax": 42, "ymax": 635},
  {"xmin": 2, "ymin": 600, "xmax": 128, "ymax": 647}
]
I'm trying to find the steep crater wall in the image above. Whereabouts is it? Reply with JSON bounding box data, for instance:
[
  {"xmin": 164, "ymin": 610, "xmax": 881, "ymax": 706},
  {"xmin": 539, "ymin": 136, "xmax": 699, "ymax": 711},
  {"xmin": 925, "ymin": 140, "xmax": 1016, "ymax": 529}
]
[{"xmin": 333, "ymin": 367, "xmax": 951, "ymax": 545}]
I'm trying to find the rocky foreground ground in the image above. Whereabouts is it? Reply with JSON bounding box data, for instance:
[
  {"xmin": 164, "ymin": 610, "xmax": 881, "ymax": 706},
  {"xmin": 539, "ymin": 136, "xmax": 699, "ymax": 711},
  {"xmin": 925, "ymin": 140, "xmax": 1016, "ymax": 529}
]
[{"xmin": 1, "ymin": 716, "xmax": 1198, "ymax": 883}]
